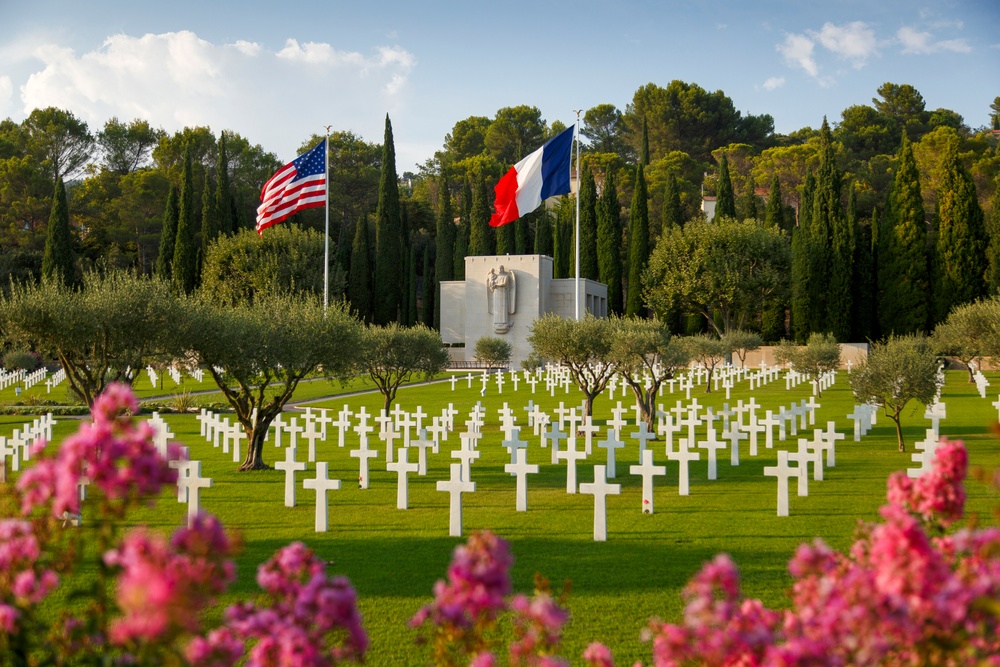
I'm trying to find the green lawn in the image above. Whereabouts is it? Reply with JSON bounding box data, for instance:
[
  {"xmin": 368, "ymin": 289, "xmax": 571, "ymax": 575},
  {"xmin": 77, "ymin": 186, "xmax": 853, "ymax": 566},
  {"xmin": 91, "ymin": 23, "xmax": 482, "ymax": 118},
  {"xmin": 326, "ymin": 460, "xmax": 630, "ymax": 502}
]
[{"xmin": 5, "ymin": 369, "xmax": 1000, "ymax": 665}]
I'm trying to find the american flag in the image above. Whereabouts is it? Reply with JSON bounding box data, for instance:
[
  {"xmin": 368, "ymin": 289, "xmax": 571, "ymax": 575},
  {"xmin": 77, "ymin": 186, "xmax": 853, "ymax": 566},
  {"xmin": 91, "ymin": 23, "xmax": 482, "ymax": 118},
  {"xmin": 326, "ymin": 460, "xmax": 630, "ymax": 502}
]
[{"xmin": 255, "ymin": 139, "xmax": 327, "ymax": 235}]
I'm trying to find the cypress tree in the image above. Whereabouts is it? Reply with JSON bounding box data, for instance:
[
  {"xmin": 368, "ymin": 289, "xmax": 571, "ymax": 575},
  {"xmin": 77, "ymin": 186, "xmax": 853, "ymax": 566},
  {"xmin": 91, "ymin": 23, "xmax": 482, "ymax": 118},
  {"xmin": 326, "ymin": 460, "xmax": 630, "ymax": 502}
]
[
  {"xmin": 932, "ymin": 145, "xmax": 987, "ymax": 323},
  {"xmin": 790, "ymin": 170, "xmax": 815, "ymax": 342},
  {"xmin": 738, "ymin": 173, "xmax": 759, "ymax": 221},
  {"xmin": 597, "ymin": 167, "xmax": 623, "ymax": 315},
  {"xmin": 434, "ymin": 177, "xmax": 455, "ymax": 328},
  {"xmin": 764, "ymin": 174, "xmax": 784, "ymax": 229},
  {"xmin": 986, "ymin": 174, "xmax": 1000, "ymax": 293},
  {"xmin": 201, "ymin": 170, "xmax": 219, "ymax": 266},
  {"xmin": 348, "ymin": 214, "xmax": 373, "ymax": 322},
  {"xmin": 662, "ymin": 171, "xmax": 683, "ymax": 230},
  {"xmin": 535, "ymin": 210, "xmax": 554, "ymax": 259},
  {"xmin": 454, "ymin": 177, "xmax": 472, "ymax": 280},
  {"xmin": 878, "ymin": 134, "xmax": 929, "ymax": 335},
  {"xmin": 374, "ymin": 114, "xmax": 403, "ymax": 324},
  {"xmin": 406, "ymin": 243, "xmax": 418, "ymax": 326},
  {"xmin": 421, "ymin": 244, "xmax": 434, "ymax": 327},
  {"xmin": 715, "ymin": 153, "xmax": 736, "ymax": 219},
  {"xmin": 156, "ymin": 185, "xmax": 178, "ymax": 279},
  {"xmin": 496, "ymin": 207, "xmax": 516, "ymax": 255},
  {"xmin": 625, "ymin": 163, "xmax": 649, "ymax": 317},
  {"xmin": 468, "ymin": 175, "xmax": 494, "ymax": 256},
  {"xmin": 852, "ymin": 198, "xmax": 876, "ymax": 341},
  {"xmin": 640, "ymin": 117, "xmax": 650, "ymax": 166},
  {"xmin": 172, "ymin": 144, "xmax": 197, "ymax": 294},
  {"xmin": 515, "ymin": 212, "xmax": 533, "ymax": 255},
  {"xmin": 578, "ymin": 162, "xmax": 599, "ymax": 280},
  {"xmin": 553, "ymin": 204, "xmax": 572, "ymax": 278},
  {"xmin": 42, "ymin": 177, "xmax": 74, "ymax": 284},
  {"xmin": 216, "ymin": 131, "xmax": 235, "ymax": 236},
  {"xmin": 817, "ymin": 119, "xmax": 851, "ymax": 340}
]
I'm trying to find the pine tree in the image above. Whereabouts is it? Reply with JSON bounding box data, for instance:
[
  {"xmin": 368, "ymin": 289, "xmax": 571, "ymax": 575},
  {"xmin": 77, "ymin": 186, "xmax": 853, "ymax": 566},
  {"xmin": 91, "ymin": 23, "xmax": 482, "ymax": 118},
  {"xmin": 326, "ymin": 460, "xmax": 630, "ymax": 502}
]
[
  {"xmin": 932, "ymin": 145, "xmax": 987, "ymax": 323},
  {"xmin": 577, "ymin": 161, "xmax": 599, "ymax": 280},
  {"xmin": 878, "ymin": 134, "xmax": 929, "ymax": 335},
  {"xmin": 348, "ymin": 215, "xmax": 373, "ymax": 322},
  {"xmin": 42, "ymin": 178, "xmax": 74, "ymax": 284},
  {"xmin": 172, "ymin": 144, "xmax": 198, "ymax": 294},
  {"xmin": 216, "ymin": 131, "xmax": 235, "ymax": 236},
  {"xmin": 986, "ymin": 174, "xmax": 1000, "ymax": 293},
  {"xmin": 764, "ymin": 174, "xmax": 784, "ymax": 229},
  {"xmin": 662, "ymin": 171, "xmax": 683, "ymax": 230},
  {"xmin": 421, "ymin": 244, "xmax": 434, "ymax": 327},
  {"xmin": 738, "ymin": 173, "xmax": 758, "ymax": 221},
  {"xmin": 156, "ymin": 185, "xmax": 178, "ymax": 279},
  {"xmin": 535, "ymin": 210, "xmax": 554, "ymax": 259},
  {"xmin": 817, "ymin": 120, "xmax": 851, "ymax": 340},
  {"xmin": 201, "ymin": 170, "xmax": 219, "ymax": 267},
  {"xmin": 715, "ymin": 153, "xmax": 736, "ymax": 219},
  {"xmin": 597, "ymin": 167, "xmax": 623, "ymax": 315},
  {"xmin": 468, "ymin": 175, "xmax": 495, "ymax": 256},
  {"xmin": 790, "ymin": 170, "xmax": 815, "ymax": 342},
  {"xmin": 434, "ymin": 177, "xmax": 455, "ymax": 329},
  {"xmin": 374, "ymin": 114, "xmax": 403, "ymax": 324},
  {"xmin": 625, "ymin": 163, "xmax": 649, "ymax": 317}
]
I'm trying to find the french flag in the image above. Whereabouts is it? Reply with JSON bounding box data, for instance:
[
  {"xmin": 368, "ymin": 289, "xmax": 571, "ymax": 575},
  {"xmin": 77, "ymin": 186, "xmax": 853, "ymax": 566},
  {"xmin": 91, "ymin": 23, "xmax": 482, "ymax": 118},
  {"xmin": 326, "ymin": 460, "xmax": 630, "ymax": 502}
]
[{"xmin": 489, "ymin": 125, "xmax": 574, "ymax": 227}]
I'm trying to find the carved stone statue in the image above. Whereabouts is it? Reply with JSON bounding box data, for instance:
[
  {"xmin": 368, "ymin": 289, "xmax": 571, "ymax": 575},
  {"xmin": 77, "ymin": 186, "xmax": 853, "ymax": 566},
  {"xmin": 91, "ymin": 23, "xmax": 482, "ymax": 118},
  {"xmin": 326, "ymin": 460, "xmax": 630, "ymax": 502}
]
[{"xmin": 487, "ymin": 265, "xmax": 516, "ymax": 334}]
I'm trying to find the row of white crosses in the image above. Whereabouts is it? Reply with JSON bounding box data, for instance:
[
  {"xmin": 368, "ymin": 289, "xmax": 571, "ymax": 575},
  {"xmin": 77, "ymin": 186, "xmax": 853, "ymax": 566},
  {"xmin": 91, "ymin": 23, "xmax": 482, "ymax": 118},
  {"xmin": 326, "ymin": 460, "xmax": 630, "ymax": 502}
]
[
  {"xmin": 147, "ymin": 413, "xmax": 213, "ymax": 527},
  {"xmin": 0, "ymin": 413, "xmax": 56, "ymax": 479},
  {"xmin": 45, "ymin": 368, "xmax": 67, "ymax": 393},
  {"xmin": 974, "ymin": 370, "xmax": 990, "ymax": 398},
  {"xmin": 0, "ymin": 368, "xmax": 25, "ymax": 391},
  {"xmin": 146, "ymin": 366, "xmax": 159, "ymax": 388},
  {"xmin": 21, "ymin": 367, "xmax": 48, "ymax": 391}
]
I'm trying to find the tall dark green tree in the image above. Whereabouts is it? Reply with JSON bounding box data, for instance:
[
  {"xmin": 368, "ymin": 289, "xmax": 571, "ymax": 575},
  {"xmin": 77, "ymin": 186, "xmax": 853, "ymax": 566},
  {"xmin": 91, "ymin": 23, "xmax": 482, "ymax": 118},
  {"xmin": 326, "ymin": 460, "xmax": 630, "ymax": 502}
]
[
  {"xmin": 535, "ymin": 210, "xmax": 554, "ymax": 259},
  {"xmin": 421, "ymin": 244, "xmax": 433, "ymax": 326},
  {"xmin": 374, "ymin": 114, "xmax": 403, "ymax": 324},
  {"xmin": 515, "ymin": 211, "xmax": 533, "ymax": 255},
  {"xmin": 577, "ymin": 162, "xmax": 599, "ymax": 280},
  {"xmin": 454, "ymin": 177, "xmax": 473, "ymax": 279},
  {"xmin": 625, "ymin": 163, "xmax": 649, "ymax": 317},
  {"xmin": 405, "ymin": 243, "xmax": 418, "ymax": 326},
  {"xmin": 597, "ymin": 167, "xmax": 623, "ymax": 314},
  {"xmin": 879, "ymin": 134, "xmax": 929, "ymax": 335},
  {"xmin": 42, "ymin": 178, "xmax": 74, "ymax": 284},
  {"xmin": 932, "ymin": 145, "xmax": 987, "ymax": 323},
  {"xmin": 986, "ymin": 174, "xmax": 1000, "ymax": 293},
  {"xmin": 201, "ymin": 170, "xmax": 219, "ymax": 269},
  {"xmin": 172, "ymin": 143, "xmax": 197, "ymax": 294},
  {"xmin": 816, "ymin": 120, "xmax": 852, "ymax": 340},
  {"xmin": 215, "ymin": 131, "xmax": 236, "ymax": 236},
  {"xmin": 348, "ymin": 214, "xmax": 373, "ymax": 322},
  {"xmin": 790, "ymin": 170, "xmax": 815, "ymax": 342},
  {"xmin": 399, "ymin": 204, "xmax": 411, "ymax": 326},
  {"xmin": 468, "ymin": 175, "xmax": 495, "ymax": 256},
  {"xmin": 738, "ymin": 173, "xmax": 758, "ymax": 221},
  {"xmin": 662, "ymin": 171, "xmax": 683, "ymax": 230},
  {"xmin": 852, "ymin": 197, "xmax": 876, "ymax": 341},
  {"xmin": 156, "ymin": 185, "xmax": 178, "ymax": 279},
  {"xmin": 640, "ymin": 116, "xmax": 650, "ymax": 166},
  {"xmin": 715, "ymin": 152, "xmax": 736, "ymax": 219},
  {"xmin": 434, "ymin": 177, "xmax": 455, "ymax": 328},
  {"xmin": 764, "ymin": 173, "xmax": 783, "ymax": 229},
  {"xmin": 495, "ymin": 206, "xmax": 516, "ymax": 255}
]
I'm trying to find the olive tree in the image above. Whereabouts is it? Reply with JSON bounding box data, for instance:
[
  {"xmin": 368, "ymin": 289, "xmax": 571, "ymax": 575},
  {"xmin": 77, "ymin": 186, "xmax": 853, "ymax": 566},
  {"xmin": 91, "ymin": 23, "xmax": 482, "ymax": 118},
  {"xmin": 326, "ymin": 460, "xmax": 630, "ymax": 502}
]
[
  {"xmin": 680, "ymin": 334, "xmax": 729, "ymax": 393},
  {"xmin": 608, "ymin": 317, "xmax": 689, "ymax": 432},
  {"xmin": 473, "ymin": 336, "xmax": 513, "ymax": 371},
  {"xmin": 0, "ymin": 270, "xmax": 180, "ymax": 408},
  {"xmin": 931, "ymin": 296, "xmax": 1000, "ymax": 383},
  {"xmin": 850, "ymin": 334, "xmax": 940, "ymax": 452},
  {"xmin": 354, "ymin": 323, "xmax": 449, "ymax": 414},
  {"xmin": 722, "ymin": 329, "xmax": 762, "ymax": 369},
  {"xmin": 527, "ymin": 314, "xmax": 619, "ymax": 419},
  {"xmin": 183, "ymin": 294, "xmax": 360, "ymax": 471},
  {"xmin": 773, "ymin": 332, "xmax": 841, "ymax": 397}
]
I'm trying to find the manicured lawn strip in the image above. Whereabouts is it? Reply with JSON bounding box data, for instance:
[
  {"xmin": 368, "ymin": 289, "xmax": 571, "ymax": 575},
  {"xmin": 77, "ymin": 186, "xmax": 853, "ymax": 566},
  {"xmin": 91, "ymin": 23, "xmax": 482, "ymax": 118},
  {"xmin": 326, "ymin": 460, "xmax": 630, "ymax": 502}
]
[{"xmin": 14, "ymin": 370, "xmax": 1000, "ymax": 665}]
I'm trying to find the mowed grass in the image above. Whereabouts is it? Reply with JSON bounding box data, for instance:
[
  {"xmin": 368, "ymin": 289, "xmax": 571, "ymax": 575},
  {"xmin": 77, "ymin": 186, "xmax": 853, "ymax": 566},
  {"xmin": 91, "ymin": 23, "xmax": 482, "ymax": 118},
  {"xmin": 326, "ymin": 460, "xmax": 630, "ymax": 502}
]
[{"xmin": 5, "ymin": 370, "xmax": 1000, "ymax": 665}]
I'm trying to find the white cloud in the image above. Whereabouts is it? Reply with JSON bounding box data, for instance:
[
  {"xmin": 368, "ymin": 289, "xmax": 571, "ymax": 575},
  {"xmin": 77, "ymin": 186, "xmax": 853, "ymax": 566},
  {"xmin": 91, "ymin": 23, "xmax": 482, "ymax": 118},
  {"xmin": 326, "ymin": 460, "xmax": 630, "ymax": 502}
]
[
  {"xmin": 778, "ymin": 33, "xmax": 819, "ymax": 77},
  {"xmin": 811, "ymin": 21, "xmax": 878, "ymax": 68},
  {"xmin": 15, "ymin": 30, "xmax": 416, "ymax": 156},
  {"xmin": 896, "ymin": 26, "xmax": 972, "ymax": 54},
  {"xmin": 762, "ymin": 76, "xmax": 785, "ymax": 91}
]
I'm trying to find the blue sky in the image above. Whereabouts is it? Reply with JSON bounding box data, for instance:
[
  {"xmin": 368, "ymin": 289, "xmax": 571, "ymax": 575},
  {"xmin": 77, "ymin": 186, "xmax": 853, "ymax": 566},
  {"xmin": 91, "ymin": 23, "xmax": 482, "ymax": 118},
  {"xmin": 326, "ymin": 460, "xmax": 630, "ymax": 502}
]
[{"xmin": 1, "ymin": 0, "xmax": 997, "ymax": 172}]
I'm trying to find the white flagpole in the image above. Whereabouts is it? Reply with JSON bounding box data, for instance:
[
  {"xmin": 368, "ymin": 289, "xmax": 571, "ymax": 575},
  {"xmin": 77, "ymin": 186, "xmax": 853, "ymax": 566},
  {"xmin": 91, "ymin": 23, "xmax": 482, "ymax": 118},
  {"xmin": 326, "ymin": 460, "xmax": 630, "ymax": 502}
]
[
  {"xmin": 573, "ymin": 110, "xmax": 581, "ymax": 321},
  {"xmin": 323, "ymin": 128, "xmax": 331, "ymax": 312}
]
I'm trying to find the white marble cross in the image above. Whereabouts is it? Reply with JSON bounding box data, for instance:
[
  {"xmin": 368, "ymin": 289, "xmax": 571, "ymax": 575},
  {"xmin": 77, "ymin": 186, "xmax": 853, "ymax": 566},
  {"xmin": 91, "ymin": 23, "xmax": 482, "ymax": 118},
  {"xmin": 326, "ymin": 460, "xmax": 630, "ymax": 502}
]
[
  {"xmin": 579, "ymin": 416, "xmax": 600, "ymax": 456},
  {"xmin": 667, "ymin": 437, "xmax": 700, "ymax": 496},
  {"xmin": 453, "ymin": 431, "xmax": 481, "ymax": 481},
  {"xmin": 411, "ymin": 428, "xmax": 436, "ymax": 475},
  {"xmin": 697, "ymin": 427, "xmax": 727, "ymax": 480},
  {"xmin": 579, "ymin": 465, "xmax": 621, "ymax": 542},
  {"xmin": 387, "ymin": 447, "xmax": 419, "ymax": 509},
  {"xmin": 597, "ymin": 428, "xmax": 626, "ymax": 478},
  {"xmin": 629, "ymin": 422, "xmax": 656, "ymax": 458},
  {"xmin": 437, "ymin": 463, "xmax": 475, "ymax": 537},
  {"xmin": 608, "ymin": 402, "xmax": 629, "ymax": 439},
  {"xmin": 723, "ymin": 421, "xmax": 747, "ymax": 466},
  {"xmin": 333, "ymin": 407, "xmax": 352, "ymax": 447},
  {"xmin": 501, "ymin": 427, "xmax": 530, "ymax": 465},
  {"xmin": 658, "ymin": 412, "xmax": 681, "ymax": 457},
  {"xmin": 350, "ymin": 430, "xmax": 379, "ymax": 490},
  {"xmin": 285, "ymin": 418, "xmax": 305, "ymax": 452},
  {"xmin": 177, "ymin": 459, "xmax": 212, "ymax": 527},
  {"xmin": 504, "ymin": 448, "xmax": 539, "ymax": 512},
  {"xmin": 764, "ymin": 450, "xmax": 798, "ymax": 517},
  {"xmin": 302, "ymin": 418, "xmax": 322, "ymax": 463},
  {"xmin": 760, "ymin": 410, "xmax": 780, "ymax": 449},
  {"xmin": 629, "ymin": 449, "xmax": 666, "ymax": 514},
  {"xmin": 543, "ymin": 422, "xmax": 566, "ymax": 465},
  {"xmin": 557, "ymin": 430, "xmax": 588, "ymax": 494},
  {"xmin": 303, "ymin": 462, "xmax": 341, "ymax": 532},
  {"xmin": 817, "ymin": 421, "xmax": 843, "ymax": 467},
  {"xmin": 275, "ymin": 445, "xmax": 307, "ymax": 508},
  {"xmin": 786, "ymin": 439, "xmax": 817, "ymax": 496},
  {"xmin": 378, "ymin": 421, "xmax": 400, "ymax": 465}
]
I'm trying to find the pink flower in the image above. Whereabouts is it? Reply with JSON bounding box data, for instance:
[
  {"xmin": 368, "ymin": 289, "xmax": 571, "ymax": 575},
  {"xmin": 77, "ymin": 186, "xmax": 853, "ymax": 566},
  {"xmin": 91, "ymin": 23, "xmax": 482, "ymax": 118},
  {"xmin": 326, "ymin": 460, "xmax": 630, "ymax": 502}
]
[{"xmin": 582, "ymin": 642, "xmax": 615, "ymax": 666}]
